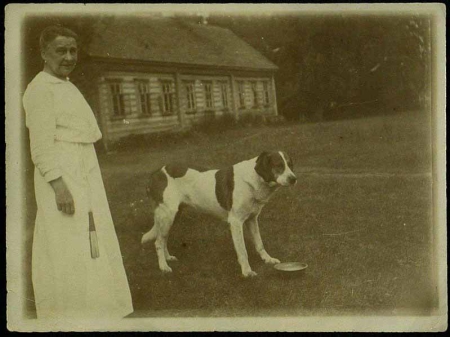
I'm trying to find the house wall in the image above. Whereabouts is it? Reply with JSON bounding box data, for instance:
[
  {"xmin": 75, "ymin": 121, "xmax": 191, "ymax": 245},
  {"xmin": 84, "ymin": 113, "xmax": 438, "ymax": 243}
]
[
  {"xmin": 233, "ymin": 75, "xmax": 277, "ymax": 118},
  {"xmin": 74, "ymin": 60, "xmax": 278, "ymax": 149},
  {"xmin": 178, "ymin": 74, "xmax": 231, "ymax": 127},
  {"xmin": 99, "ymin": 72, "xmax": 180, "ymax": 143}
]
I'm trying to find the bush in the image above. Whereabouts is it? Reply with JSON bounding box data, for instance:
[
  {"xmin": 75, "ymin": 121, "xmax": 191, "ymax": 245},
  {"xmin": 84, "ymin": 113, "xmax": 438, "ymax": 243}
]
[
  {"xmin": 106, "ymin": 112, "xmax": 287, "ymax": 153},
  {"xmin": 265, "ymin": 114, "xmax": 287, "ymax": 126},
  {"xmin": 191, "ymin": 112, "xmax": 237, "ymax": 134},
  {"xmin": 236, "ymin": 112, "xmax": 266, "ymax": 127}
]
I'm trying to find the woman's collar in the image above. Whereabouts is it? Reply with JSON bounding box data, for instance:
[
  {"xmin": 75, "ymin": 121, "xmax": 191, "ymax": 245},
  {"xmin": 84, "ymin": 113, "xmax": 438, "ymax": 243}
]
[{"xmin": 39, "ymin": 71, "xmax": 70, "ymax": 84}]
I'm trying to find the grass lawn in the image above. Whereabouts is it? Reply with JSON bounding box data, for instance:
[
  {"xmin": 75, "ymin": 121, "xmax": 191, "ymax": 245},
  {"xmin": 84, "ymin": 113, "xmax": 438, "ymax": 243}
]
[
  {"xmin": 23, "ymin": 111, "xmax": 437, "ymax": 318},
  {"xmin": 95, "ymin": 111, "xmax": 437, "ymax": 317}
]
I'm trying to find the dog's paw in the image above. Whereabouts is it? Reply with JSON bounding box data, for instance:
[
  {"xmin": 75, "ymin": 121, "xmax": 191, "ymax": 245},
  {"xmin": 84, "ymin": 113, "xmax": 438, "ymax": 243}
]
[
  {"xmin": 160, "ymin": 265, "xmax": 173, "ymax": 273},
  {"xmin": 264, "ymin": 257, "xmax": 281, "ymax": 265},
  {"xmin": 166, "ymin": 255, "xmax": 178, "ymax": 262},
  {"xmin": 242, "ymin": 270, "xmax": 258, "ymax": 278}
]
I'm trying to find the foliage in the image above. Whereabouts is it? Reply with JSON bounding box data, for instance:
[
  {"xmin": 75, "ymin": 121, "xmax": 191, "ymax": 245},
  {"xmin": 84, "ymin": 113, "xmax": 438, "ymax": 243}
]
[
  {"xmin": 191, "ymin": 112, "xmax": 238, "ymax": 134},
  {"xmin": 208, "ymin": 14, "xmax": 431, "ymax": 121}
]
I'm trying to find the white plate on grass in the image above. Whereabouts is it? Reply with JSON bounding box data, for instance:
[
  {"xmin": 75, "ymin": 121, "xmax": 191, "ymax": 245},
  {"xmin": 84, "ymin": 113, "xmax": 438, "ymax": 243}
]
[{"xmin": 274, "ymin": 262, "xmax": 308, "ymax": 272}]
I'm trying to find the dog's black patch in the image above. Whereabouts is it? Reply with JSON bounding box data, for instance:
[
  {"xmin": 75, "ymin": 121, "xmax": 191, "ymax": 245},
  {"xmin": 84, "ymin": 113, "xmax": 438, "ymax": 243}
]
[
  {"xmin": 255, "ymin": 151, "xmax": 278, "ymax": 183},
  {"xmin": 165, "ymin": 163, "xmax": 210, "ymax": 178},
  {"xmin": 189, "ymin": 165, "xmax": 210, "ymax": 173},
  {"xmin": 282, "ymin": 151, "xmax": 294, "ymax": 170},
  {"xmin": 215, "ymin": 166, "xmax": 234, "ymax": 211},
  {"xmin": 165, "ymin": 163, "xmax": 189, "ymax": 178},
  {"xmin": 146, "ymin": 168, "xmax": 168, "ymax": 205}
]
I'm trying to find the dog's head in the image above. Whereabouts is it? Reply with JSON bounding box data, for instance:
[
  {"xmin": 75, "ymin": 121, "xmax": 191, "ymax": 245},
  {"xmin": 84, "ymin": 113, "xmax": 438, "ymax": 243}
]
[{"xmin": 255, "ymin": 151, "xmax": 297, "ymax": 186}]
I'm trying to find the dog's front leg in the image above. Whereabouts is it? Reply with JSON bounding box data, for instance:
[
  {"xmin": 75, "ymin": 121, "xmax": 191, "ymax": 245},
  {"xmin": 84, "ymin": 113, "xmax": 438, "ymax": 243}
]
[
  {"xmin": 154, "ymin": 205, "xmax": 177, "ymax": 273},
  {"xmin": 247, "ymin": 215, "xmax": 280, "ymax": 265},
  {"xmin": 229, "ymin": 215, "xmax": 257, "ymax": 277}
]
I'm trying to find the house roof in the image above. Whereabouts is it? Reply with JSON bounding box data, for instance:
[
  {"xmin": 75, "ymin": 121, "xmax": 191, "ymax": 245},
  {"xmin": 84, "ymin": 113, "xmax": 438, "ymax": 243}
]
[{"xmin": 85, "ymin": 17, "xmax": 278, "ymax": 71}]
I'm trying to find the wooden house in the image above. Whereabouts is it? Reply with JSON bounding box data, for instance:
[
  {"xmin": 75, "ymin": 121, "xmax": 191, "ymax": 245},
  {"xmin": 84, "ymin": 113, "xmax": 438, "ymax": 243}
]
[{"xmin": 71, "ymin": 17, "xmax": 279, "ymax": 150}]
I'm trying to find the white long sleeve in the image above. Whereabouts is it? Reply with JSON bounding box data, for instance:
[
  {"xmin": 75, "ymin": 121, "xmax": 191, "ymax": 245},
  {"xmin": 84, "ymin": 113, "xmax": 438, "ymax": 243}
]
[
  {"xmin": 23, "ymin": 72, "xmax": 102, "ymax": 182},
  {"xmin": 23, "ymin": 82, "xmax": 62, "ymax": 182}
]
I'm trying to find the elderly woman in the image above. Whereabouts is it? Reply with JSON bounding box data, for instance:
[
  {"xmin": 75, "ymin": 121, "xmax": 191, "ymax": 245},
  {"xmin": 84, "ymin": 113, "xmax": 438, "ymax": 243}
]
[{"xmin": 23, "ymin": 25, "xmax": 133, "ymax": 319}]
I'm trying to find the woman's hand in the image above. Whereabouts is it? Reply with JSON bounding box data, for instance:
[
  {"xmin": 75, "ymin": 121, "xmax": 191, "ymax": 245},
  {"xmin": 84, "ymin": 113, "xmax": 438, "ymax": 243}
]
[{"xmin": 49, "ymin": 177, "xmax": 75, "ymax": 215}]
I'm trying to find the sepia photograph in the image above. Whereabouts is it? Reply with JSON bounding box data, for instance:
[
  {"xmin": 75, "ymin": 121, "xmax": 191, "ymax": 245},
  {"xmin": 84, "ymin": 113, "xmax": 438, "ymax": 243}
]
[{"xmin": 5, "ymin": 3, "xmax": 447, "ymax": 332}]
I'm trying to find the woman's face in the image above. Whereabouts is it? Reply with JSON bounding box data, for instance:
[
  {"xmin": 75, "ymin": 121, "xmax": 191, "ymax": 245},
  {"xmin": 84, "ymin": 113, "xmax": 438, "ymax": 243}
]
[{"xmin": 41, "ymin": 35, "xmax": 78, "ymax": 79}]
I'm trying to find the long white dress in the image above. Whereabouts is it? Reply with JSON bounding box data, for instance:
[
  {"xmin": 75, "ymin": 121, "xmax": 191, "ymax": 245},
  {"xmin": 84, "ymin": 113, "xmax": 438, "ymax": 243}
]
[{"xmin": 23, "ymin": 71, "xmax": 133, "ymax": 319}]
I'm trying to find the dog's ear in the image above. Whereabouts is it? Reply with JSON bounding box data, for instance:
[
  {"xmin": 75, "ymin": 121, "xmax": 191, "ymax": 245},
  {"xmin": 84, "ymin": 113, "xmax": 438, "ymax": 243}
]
[
  {"xmin": 255, "ymin": 151, "xmax": 275, "ymax": 183},
  {"xmin": 282, "ymin": 151, "xmax": 294, "ymax": 170}
]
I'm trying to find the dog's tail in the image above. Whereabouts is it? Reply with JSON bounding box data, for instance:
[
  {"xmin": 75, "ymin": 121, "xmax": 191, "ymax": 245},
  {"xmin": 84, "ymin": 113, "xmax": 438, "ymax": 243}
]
[
  {"xmin": 141, "ymin": 225, "xmax": 157, "ymax": 244},
  {"xmin": 142, "ymin": 166, "xmax": 167, "ymax": 245},
  {"xmin": 146, "ymin": 166, "xmax": 166, "ymax": 203}
]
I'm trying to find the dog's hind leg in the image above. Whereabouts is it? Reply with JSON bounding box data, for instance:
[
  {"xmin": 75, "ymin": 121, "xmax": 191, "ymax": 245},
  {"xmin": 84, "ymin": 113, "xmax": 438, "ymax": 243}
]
[
  {"xmin": 154, "ymin": 204, "xmax": 178, "ymax": 272},
  {"xmin": 163, "ymin": 210, "xmax": 179, "ymax": 262},
  {"xmin": 163, "ymin": 206, "xmax": 185, "ymax": 262}
]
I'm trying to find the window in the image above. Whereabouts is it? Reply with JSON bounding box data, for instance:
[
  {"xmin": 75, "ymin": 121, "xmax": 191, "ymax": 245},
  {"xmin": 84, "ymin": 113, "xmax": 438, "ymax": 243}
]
[
  {"xmin": 251, "ymin": 82, "xmax": 258, "ymax": 107},
  {"xmin": 263, "ymin": 81, "xmax": 270, "ymax": 105},
  {"xmin": 237, "ymin": 81, "xmax": 246, "ymax": 109},
  {"xmin": 185, "ymin": 81, "xmax": 196, "ymax": 113},
  {"xmin": 161, "ymin": 80, "xmax": 175, "ymax": 115},
  {"xmin": 220, "ymin": 82, "xmax": 229, "ymax": 109},
  {"xmin": 203, "ymin": 82, "xmax": 213, "ymax": 109},
  {"xmin": 108, "ymin": 81, "xmax": 125, "ymax": 117},
  {"xmin": 136, "ymin": 80, "xmax": 152, "ymax": 115}
]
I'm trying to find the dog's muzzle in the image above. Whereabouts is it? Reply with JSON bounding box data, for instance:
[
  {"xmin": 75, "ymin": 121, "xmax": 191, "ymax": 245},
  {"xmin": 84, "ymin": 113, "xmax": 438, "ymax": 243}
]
[{"xmin": 288, "ymin": 175, "xmax": 297, "ymax": 185}]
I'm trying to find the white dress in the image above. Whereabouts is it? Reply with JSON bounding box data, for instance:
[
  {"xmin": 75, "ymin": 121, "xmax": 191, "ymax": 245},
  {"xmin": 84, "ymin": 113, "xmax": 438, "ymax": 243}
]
[{"xmin": 23, "ymin": 71, "xmax": 133, "ymax": 319}]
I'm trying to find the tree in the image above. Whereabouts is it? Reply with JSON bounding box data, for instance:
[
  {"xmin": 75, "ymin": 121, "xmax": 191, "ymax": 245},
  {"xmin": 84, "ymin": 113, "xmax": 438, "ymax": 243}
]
[{"xmin": 209, "ymin": 13, "xmax": 431, "ymax": 121}]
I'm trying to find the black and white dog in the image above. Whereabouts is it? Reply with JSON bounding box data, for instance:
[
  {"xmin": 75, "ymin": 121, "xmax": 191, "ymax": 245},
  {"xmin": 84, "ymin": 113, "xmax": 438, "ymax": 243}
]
[{"xmin": 141, "ymin": 151, "xmax": 297, "ymax": 277}]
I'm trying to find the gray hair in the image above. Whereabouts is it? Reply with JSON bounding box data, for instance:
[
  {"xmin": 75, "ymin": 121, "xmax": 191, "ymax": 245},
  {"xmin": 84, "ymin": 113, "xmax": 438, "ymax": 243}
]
[{"xmin": 39, "ymin": 25, "xmax": 78, "ymax": 52}]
